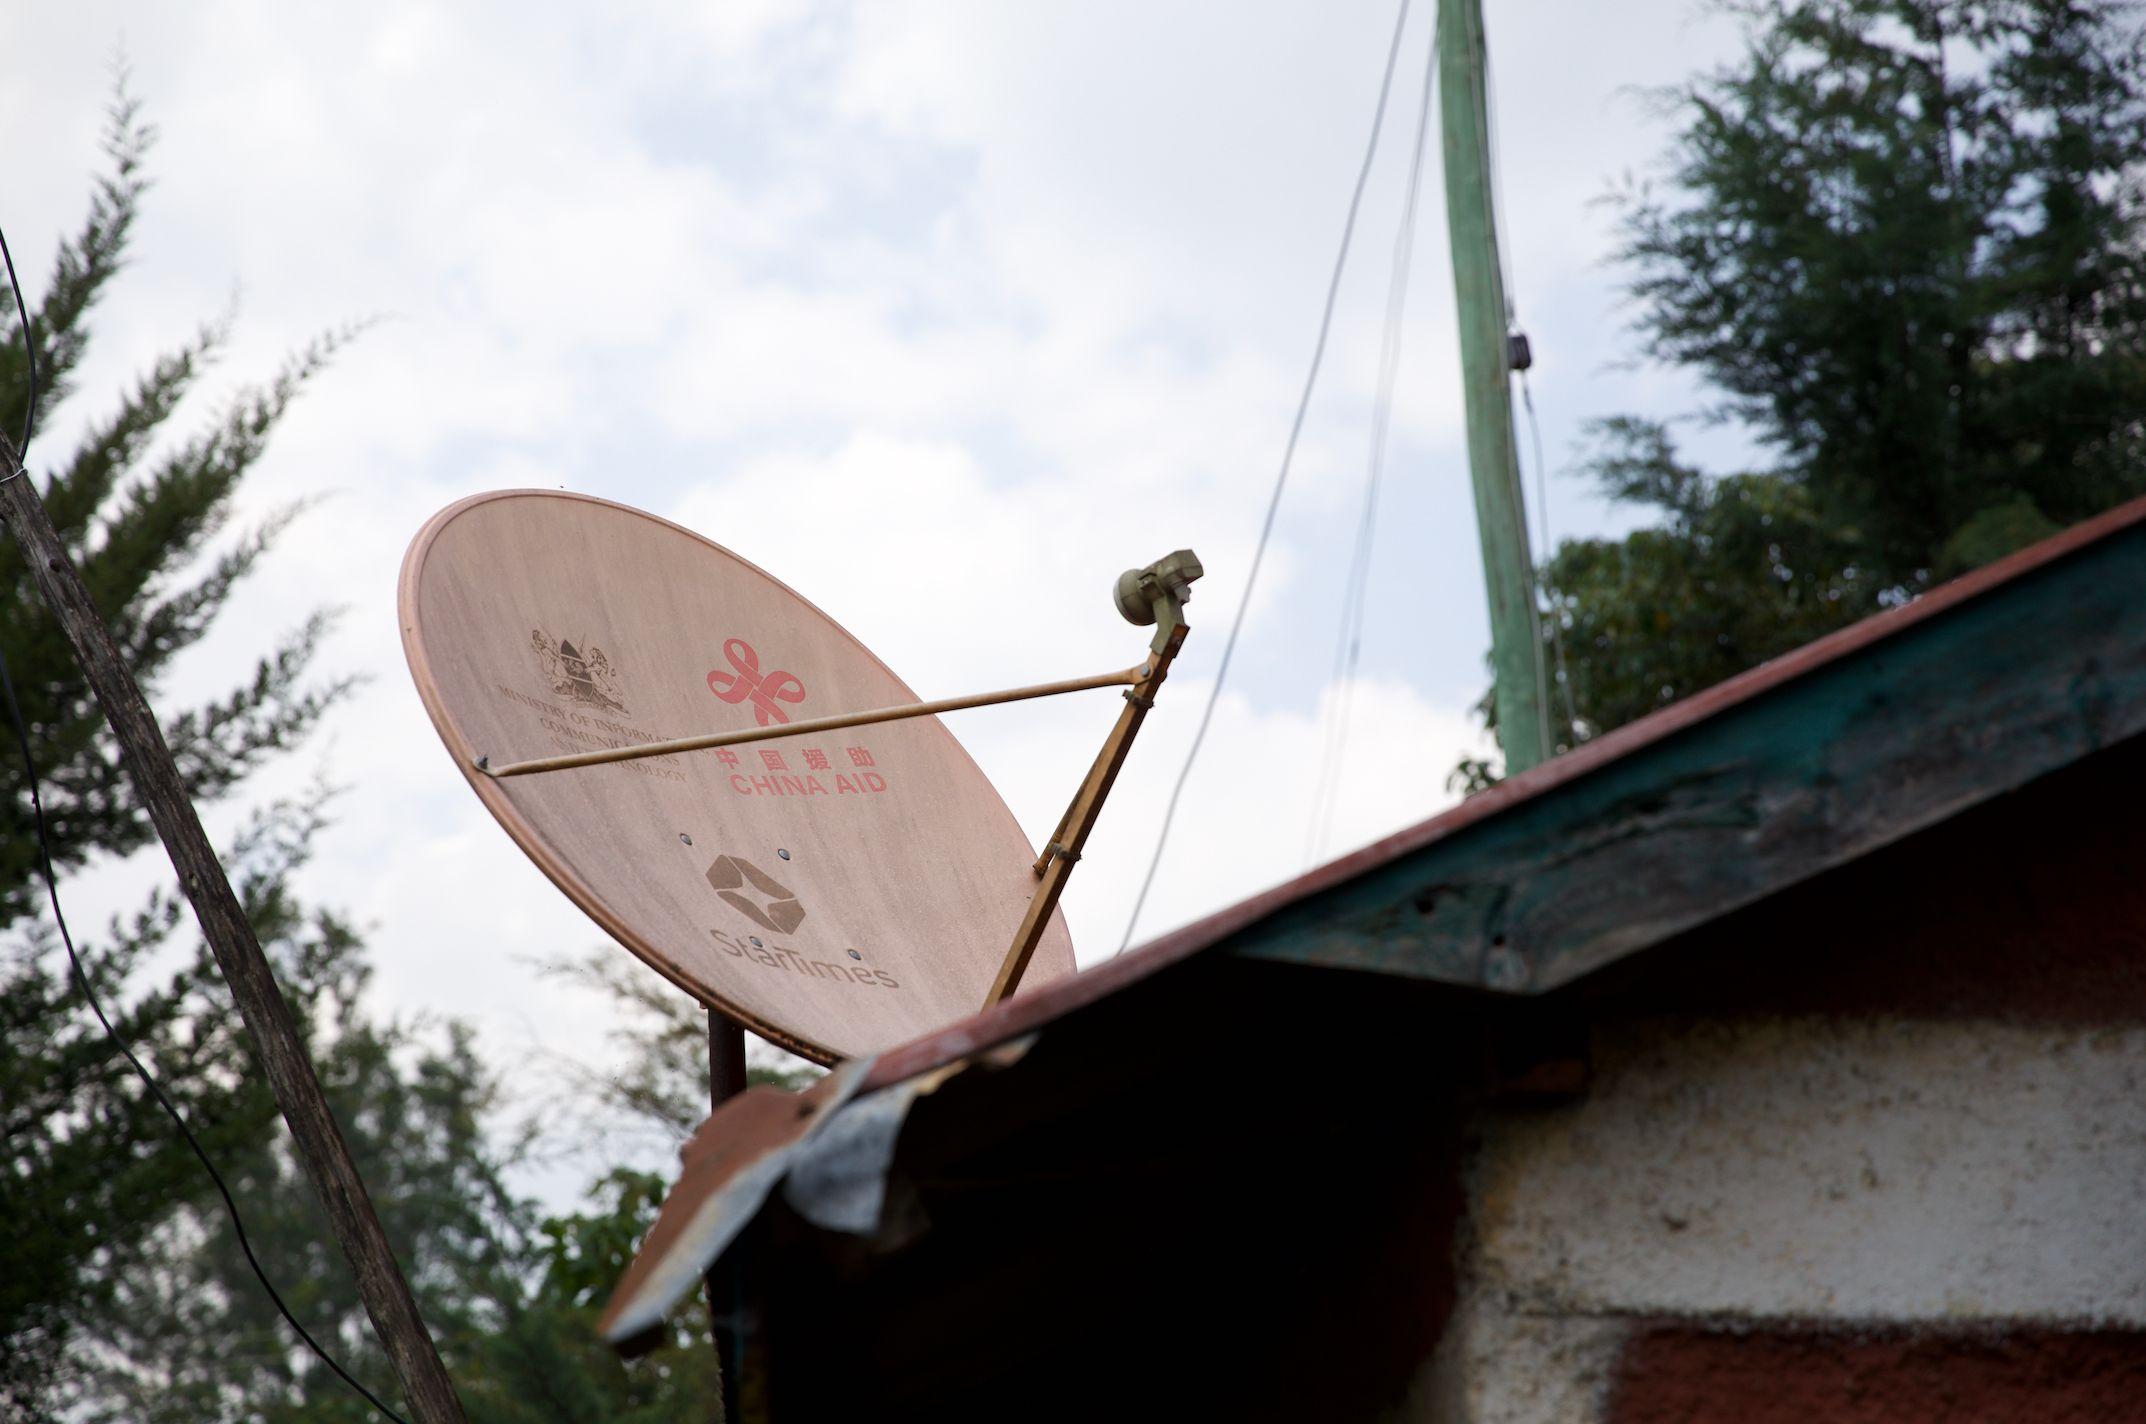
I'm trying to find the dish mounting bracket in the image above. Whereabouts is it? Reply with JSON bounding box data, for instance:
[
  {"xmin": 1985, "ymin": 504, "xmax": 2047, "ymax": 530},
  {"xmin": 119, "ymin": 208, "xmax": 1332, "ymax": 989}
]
[{"xmin": 983, "ymin": 549, "xmax": 1202, "ymax": 1008}]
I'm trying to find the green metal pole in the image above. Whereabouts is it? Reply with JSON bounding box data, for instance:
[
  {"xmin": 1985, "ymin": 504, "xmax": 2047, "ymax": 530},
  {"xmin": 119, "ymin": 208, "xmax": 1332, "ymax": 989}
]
[{"xmin": 1439, "ymin": 0, "xmax": 1549, "ymax": 773}]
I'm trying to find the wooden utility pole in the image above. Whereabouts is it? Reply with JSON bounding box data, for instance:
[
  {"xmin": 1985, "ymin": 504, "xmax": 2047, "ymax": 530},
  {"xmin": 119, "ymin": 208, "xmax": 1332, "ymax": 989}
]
[
  {"xmin": 0, "ymin": 443, "xmax": 469, "ymax": 1424},
  {"xmin": 1439, "ymin": 0, "xmax": 1550, "ymax": 773}
]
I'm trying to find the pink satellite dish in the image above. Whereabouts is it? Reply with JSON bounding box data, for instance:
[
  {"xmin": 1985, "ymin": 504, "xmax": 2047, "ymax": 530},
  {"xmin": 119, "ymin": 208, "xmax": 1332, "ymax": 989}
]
[{"xmin": 399, "ymin": 490, "xmax": 1077, "ymax": 1063}]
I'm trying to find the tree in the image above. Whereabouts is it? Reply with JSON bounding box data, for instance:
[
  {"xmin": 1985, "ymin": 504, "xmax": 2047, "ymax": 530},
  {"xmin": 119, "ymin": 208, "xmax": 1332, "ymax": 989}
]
[
  {"xmin": 4, "ymin": 85, "xmax": 813, "ymax": 1424},
  {"xmin": 1484, "ymin": 0, "xmax": 2146, "ymax": 761},
  {"xmin": 67, "ymin": 947, "xmax": 815, "ymax": 1424},
  {"xmin": 2, "ymin": 89, "xmax": 351, "ymax": 1412},
  {"xmin": 68, "ymin": 947, "xmax": 725, "ymax": 1424},
  {"xmin": 535, "ymin": 949, "xmax": 819, "ymax": 1165}
]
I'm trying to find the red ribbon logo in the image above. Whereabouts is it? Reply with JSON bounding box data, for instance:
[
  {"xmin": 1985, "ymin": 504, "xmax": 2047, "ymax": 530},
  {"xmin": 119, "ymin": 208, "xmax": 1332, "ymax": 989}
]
[{"xmin": 707, "ymin": 638, "xmax": 805, "ymax": 726}]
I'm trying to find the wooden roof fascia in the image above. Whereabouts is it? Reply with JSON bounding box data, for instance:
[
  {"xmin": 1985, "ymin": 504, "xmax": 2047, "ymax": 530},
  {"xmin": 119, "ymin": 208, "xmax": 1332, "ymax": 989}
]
[{"xmin": 1230, "ymin": 499, "xmax": 2146, "ymax": 990}]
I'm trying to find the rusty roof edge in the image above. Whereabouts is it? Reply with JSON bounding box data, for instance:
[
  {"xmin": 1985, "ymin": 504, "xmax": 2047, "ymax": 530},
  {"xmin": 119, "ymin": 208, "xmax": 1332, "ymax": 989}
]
[
  {"xmin": 859, "ymin": 490, "xmax": 2146, "ymax": 1094},
  {"xmin": 599, "ymin": 1056, "xmax": 877, "ymax": 1347},
  {"xmin": 604, "ymin": 1037, "xmax": 1045, "ymax": 1348}
]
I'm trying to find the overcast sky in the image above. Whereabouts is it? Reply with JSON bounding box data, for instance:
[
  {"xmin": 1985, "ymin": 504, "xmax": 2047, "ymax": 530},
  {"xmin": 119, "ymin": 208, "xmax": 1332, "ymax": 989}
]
[{"xmin": 5, "ymin": 2, "xmax": 1748, "ymax": 1200}]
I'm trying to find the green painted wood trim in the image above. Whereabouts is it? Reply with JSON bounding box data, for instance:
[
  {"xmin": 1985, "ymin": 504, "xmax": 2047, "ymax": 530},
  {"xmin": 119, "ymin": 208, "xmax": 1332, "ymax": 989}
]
[
  {"xmin": 1234, "ymin": 518, "xmax": 2146, "ymax": 991},
  {"xmin": 1440, "ymin": 0, "xmax": 1548, "ymax": 771}
]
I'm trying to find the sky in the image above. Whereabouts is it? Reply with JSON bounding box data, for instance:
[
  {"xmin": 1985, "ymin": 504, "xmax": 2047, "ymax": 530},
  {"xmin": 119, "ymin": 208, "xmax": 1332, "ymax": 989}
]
[{"xmin": 3, "ymin": 1, "xmax": 1750, "ymax": 1202}]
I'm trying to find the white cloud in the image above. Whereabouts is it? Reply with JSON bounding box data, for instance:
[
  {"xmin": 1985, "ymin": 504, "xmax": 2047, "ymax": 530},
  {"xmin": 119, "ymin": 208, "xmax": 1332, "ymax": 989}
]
[{"xmin": 6, "ymin": 0, "xmax": 1738, "ymax": 1212}]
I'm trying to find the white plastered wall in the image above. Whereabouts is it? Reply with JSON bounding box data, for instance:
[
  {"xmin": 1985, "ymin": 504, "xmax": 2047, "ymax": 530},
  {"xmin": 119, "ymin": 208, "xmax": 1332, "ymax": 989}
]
[{"xmin": 1407, "ymin": 1016, "xmax": 2146, "ymax": 1424}]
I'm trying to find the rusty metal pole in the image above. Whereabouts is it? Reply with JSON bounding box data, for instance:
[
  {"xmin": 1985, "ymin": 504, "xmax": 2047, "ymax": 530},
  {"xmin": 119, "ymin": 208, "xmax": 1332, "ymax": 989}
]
[
  {"xmin": 0, "ymin": 440, "xmax": 469, "ymax": 1423},
  {"xmin": 704, "ymin": 1013, "xmax": 750, "ymax": 1422},
  {"xmin": 708, "ymin": 1013, "xmax": 750, "ymax": 1108}
]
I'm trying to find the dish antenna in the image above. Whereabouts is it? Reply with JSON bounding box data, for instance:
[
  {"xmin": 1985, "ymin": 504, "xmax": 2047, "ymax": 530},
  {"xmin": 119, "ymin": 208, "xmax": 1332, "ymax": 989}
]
[{"xmin": 399, "ymin": 490, "xmax": 1198, "ymax": 1063}]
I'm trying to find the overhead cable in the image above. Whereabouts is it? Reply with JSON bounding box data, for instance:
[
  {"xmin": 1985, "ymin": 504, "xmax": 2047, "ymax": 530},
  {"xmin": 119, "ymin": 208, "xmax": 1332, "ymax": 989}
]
[
  {"xmin": 1305, "ymin": 7, "xmax": 1441, "ymax": 866},
  {"xmin": 1117, "ymin": 0, "xmax": 1419, "ymax": 952},
  {"xmin": 1481, "ymin": 33, "xmax": 1576, "ymax": 746}
]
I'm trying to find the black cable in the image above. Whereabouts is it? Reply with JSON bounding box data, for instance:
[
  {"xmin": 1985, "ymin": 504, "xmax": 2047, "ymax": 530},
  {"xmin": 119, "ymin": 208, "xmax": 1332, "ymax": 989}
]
[
  {"xmin": 1117, "ymin": 0, "xmax": 1418, "ymax": 951},
  {"xmin": 0, "ymin": 221, "xmax": 413, "ymax": 1424},
  {"xmin": 0, "ymin": 225, "xmax": 37, "ymax": 464},
  {"xmin": 1520, "ymin": 369, "xmax": 1579, "ymax": 741}
]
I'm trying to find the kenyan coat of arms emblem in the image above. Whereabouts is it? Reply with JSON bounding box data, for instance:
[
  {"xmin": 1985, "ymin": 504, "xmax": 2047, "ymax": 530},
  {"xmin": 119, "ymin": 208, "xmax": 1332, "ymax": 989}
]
[{"xmin": 530, "ymin": 627, "xmax": 627, "ymax": 713}]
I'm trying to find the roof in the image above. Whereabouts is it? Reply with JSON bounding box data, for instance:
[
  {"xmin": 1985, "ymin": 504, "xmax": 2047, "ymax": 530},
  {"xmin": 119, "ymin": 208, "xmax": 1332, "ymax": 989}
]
[{"xmin": 601, "ymin": 490, "xmax": 2146, "ymax": 1346}]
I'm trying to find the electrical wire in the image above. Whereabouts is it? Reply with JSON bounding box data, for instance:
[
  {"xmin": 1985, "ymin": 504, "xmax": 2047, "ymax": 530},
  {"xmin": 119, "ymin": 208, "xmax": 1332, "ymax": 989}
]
[
  {"xmin": 1117, "ymin": 0, "xmax": 1418, "ymax": 952},
  {"xmin": 0, "ymin": 225, "xmax": 34, "ymax": 466},
  {"xmin": 1520, "ymin": 369, "xmax": 1578, "ymax": 741},
  {"xmin": 1304, "ymin": 9, "xmax": 1440, "ymax": 867},
  {"xmin": 0, "ymin": 220, "xmax": 413, "ymax": 1424}
]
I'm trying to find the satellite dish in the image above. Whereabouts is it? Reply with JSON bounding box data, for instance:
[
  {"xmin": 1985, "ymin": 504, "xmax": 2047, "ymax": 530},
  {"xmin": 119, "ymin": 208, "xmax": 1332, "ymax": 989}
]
[{"xmin": 399, "ymin": 490, "xmax": 1095, "ymax": 1063}]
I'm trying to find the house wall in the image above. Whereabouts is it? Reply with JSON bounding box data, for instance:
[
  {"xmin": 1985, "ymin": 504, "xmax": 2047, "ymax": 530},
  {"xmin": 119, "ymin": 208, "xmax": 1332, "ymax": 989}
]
[
  {"xmin": 1418, "ymin": 740, "xmax": 2146, "ymax": 1423},
  {"xmin": 1433, "ymin": 1016, "xmax": 2146, "ymax": 1423}
]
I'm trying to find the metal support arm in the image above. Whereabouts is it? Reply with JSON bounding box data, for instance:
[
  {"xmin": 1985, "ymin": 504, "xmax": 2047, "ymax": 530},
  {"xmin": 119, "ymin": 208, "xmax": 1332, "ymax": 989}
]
[
  {"xmin": 476, "ymin": 664, "xmax": 1146, "ymax": 779},
  {"xmin": 985, "ymin": 549, "xmax": 1203, "ymax": 1008}
]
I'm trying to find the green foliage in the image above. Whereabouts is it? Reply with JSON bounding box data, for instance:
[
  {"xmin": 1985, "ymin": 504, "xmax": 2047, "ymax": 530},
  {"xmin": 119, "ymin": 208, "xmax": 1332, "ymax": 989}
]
[
  {"xmin": 0, "ymin": 91, "xmax": 356, "ymax": 923},
  {"xmin": 1, "ymin": 89, "xmax": 352, "ymax": 1414},
  {"xmin": 1546, "ymin": 420, "xmax": 1873, "ymax": 735},
  {"xmin": 67, "ymin": 956, "xmax": 722, "ymax": 1424},
  {"xmin": 2, "ymin": 799, "xmax": 340, "ymax": 1416},
  {"xmin": 1487, "ymin": 0, "xmax": 2146, "ymax": 759},
  {"xmin": 536, "ymin": 950, "xmax": 820, "ymax": 1159}
]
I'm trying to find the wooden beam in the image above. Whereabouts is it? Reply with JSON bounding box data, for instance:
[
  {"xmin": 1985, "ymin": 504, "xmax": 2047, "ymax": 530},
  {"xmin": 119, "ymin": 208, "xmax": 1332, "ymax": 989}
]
[{"xmin": 0, "ymin": 446, "xmax": 468, "ymax": 1424}]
